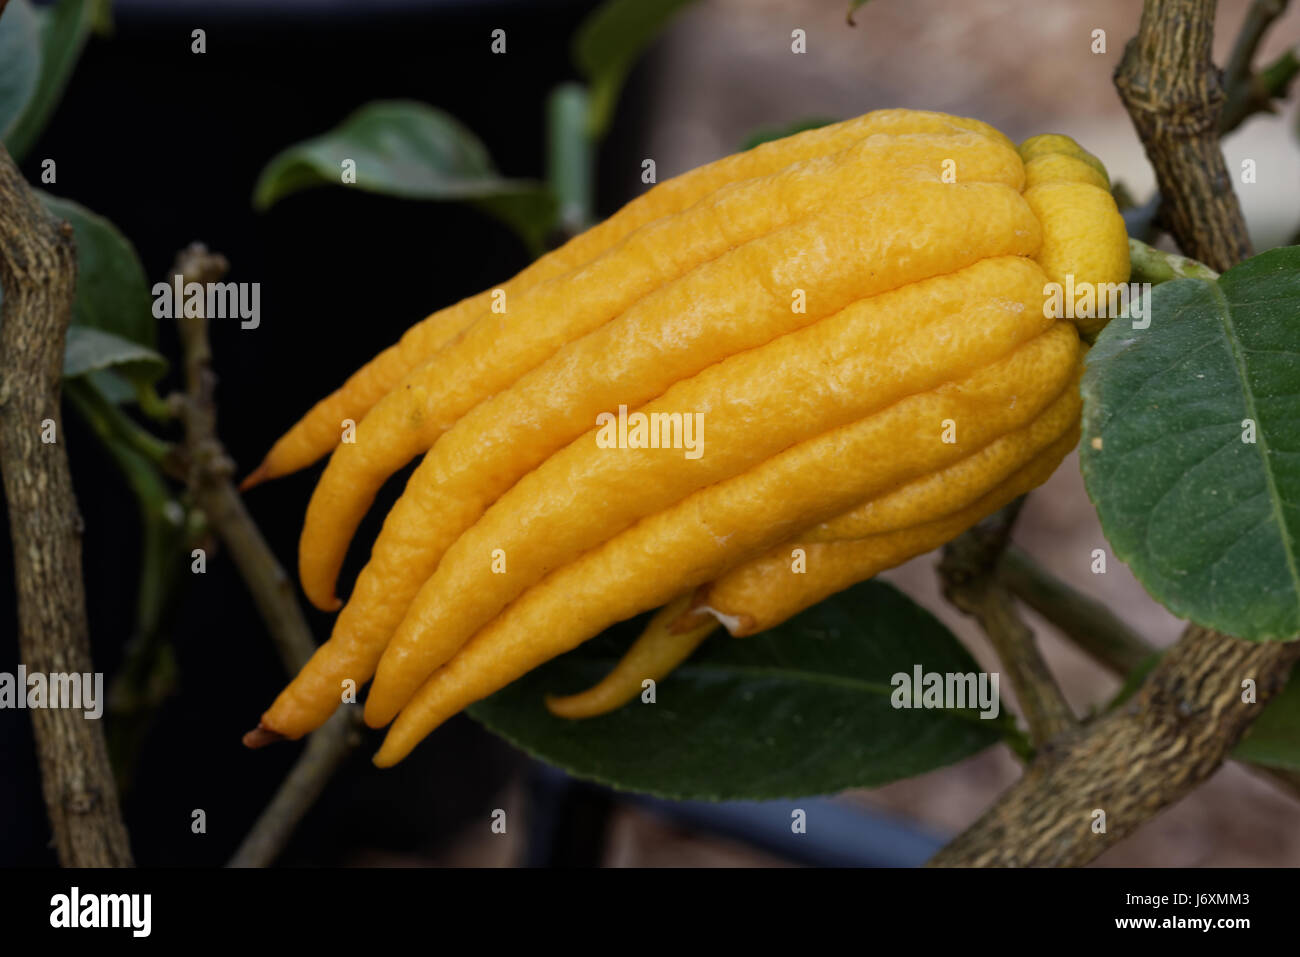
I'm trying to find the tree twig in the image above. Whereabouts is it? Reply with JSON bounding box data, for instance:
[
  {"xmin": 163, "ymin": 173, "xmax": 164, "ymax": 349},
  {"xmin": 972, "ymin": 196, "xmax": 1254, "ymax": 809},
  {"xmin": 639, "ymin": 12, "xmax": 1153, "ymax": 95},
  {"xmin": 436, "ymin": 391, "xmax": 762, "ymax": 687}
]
[
  {"xmin": 996, "ymin": 546, "xmax": 1157, "ymax": 677},
  {"xmin": 167, "ymin": 243, "xmax": 316, "ymax": 676},
  {"xmin": 940, "ymin": 501, "xmax": 1077, "ymax": 749},
  {"xmin": 1115, "ymin": 0, "xmax": 1254, "ymax": 270},
  {"xmin": 929, "ymin": 626, "xmax": 1300, "ymax": 866},
  {"xmin": 1216, "ymin": 0, "xmax": 1289, "ymax": 130},
  {"xmin": 0, "ymin": 142, "xmax": 133, "ymax": 866},
  {"xmin": 547, "ymin": 83, "xmax": 595, "ymax": 243},
  {"xmin": 164, "ymin": 244, "xmax": 368, "ymax": 864},
  {"xmin": 228, "ymin": 707, "xmax": 364, "ymax": 868},
  {"xmin": 997, "ymin": 546, "xmax": 1300, "ymax": 803},
  {"xmin": 1221, "ymin": 47, "xmax": 1300, "ymax": 132},
  {"xmin": 1225, "ymin": 0, "xmax": 1288, "ymax": 88}
]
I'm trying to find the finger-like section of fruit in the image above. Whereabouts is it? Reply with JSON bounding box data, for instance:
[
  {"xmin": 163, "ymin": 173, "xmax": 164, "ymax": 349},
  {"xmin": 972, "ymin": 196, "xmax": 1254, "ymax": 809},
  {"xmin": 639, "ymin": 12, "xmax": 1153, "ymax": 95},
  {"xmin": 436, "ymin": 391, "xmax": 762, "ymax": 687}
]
[
  {"xmin": 697, "ymin": 417, "xmax": 1081, "ymax": 637},
  {"xmin": 1024, "ymin": 181, "xmax": 1130, "ymax": 338},
  {"xmin": 373, "ymin": 427, "xmax": 1068, "ymax": 763},
  {"xmin": 807, "ymin": 370, "xmax": 1081, "ymax": 542},
  {"xmin": 1023, "ymin": 153, "xmax": 1108, "ymax": 191},
  {"xmin": 365, "ymin": 323, "xmax": 1079, "ymax": 736},
  {"xmin": 1018, "ymin": 134, "xmax": 1110, "ymax": 186},
  {"xmin": 544, "ymin": 594, "xmax": 720, "ymax": 720},
  {"xmin": 364, "ymin": 194, "xmax": 1046, "ymax": 724},
  {"xmin": 1016, "ymin": 134, "xmax": 1128, "ymax": 341},
  {"xmin": 247, "ymin": 342, "xmax": 426, "ymax": 488},
  {"xmin": 297, "ymin": 135, "xmax": 1027, "ymax": 608},
  {"xmin": 250, "ymin": 109, "xmax": 1012, "ymax": 483},
  {"xmin": 371, "ymin": 333, "xmax": 1076, "ymax": 764},
  {"xmin": 368, "ymin": 254, "xmax": 1051, "ymax": 708}
]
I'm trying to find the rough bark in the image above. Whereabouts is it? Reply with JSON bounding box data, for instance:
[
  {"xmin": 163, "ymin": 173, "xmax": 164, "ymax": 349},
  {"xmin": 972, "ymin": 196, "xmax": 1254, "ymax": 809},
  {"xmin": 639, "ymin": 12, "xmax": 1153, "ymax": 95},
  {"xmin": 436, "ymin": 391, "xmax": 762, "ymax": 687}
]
[
  {"xmin": 930, "ymin": 628, "xmax": 1300, "ymax": 866},
  {"xmin": 1114, "ymin": 0, "xmax": 1254, "ymax": 270},
  {"xmin": 0, "ymin": 144, "xmax": 133, "ymax": 866}
]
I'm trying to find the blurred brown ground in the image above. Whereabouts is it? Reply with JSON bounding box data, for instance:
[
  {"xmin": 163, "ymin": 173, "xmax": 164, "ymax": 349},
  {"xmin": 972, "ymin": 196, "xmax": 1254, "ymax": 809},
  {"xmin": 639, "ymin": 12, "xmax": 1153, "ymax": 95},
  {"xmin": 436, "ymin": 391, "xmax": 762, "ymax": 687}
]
[{"xmin": 445, "ymin": 0, "xmax": 1300, "ymax": 866}]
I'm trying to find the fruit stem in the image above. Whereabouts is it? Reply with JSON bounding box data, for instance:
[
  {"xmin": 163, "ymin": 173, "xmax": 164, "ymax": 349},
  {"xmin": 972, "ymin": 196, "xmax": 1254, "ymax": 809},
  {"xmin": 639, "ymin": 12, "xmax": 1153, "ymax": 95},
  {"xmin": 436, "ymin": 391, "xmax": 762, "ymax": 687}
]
[{"xmin": 1127, "ymin": 237, "xmax": 1220, "ymax": 284}]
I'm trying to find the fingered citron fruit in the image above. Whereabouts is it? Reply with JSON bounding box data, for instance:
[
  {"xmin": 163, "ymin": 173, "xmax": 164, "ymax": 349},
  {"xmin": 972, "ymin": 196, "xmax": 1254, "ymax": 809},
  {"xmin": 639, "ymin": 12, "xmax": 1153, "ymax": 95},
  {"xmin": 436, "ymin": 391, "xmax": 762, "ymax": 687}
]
[{"xmin": 241, "ymin": 111, "xmax": 1128, "ymax": 765}]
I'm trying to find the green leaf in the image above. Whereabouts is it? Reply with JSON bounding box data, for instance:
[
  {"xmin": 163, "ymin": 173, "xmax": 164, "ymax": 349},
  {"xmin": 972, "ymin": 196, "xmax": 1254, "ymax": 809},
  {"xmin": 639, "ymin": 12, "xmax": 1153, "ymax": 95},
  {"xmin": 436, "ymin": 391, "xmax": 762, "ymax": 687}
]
[
  {"xmin": 469, "ymin": 581, "xmax": 1009, "ymax": 801},
  {"xmin": 1080, "ymin": 246, "xmax": 1300, "ymax": 640},
  {"xmin": 739, "ymin": 116, "xmax": 838, "ymax": 152},
  {"xmin": 64, "ymin": 326, "xmax": 165, "ymax": 383},
  {"xmin": 5, "ymin": 0, "xmax": 95, "ymax": 162},
  {"xmin": 65, "ymin": 374, "xmax": 186, "ymax": 786},
  {"xmin": 473, "ymin": 188, "xmax": 557, "ymax": 259},
  {"xmin": 251, "ymin": 100, "xmax": 556, "ymax": 254},
  {"xmin": 847, "ymin": 0, "xmax": 873, "ymax": 25},
  {"xmin": 0, "ymin": 0, "xmax": 42, "ymax": 143},
  {"xmin": 86, "ymin": 368, "xmax": 137, "ymax": 405},
  {"xmin": 1234, "ymin": 661, "xmax": 1300, "ymax": 770},
  {"xmin": 573, "ymin": 0, "xmax": 697, "ymax": 140},
  {"xmin": 40, "ymin": 193, "xmax": 157, "ymax": 349}
]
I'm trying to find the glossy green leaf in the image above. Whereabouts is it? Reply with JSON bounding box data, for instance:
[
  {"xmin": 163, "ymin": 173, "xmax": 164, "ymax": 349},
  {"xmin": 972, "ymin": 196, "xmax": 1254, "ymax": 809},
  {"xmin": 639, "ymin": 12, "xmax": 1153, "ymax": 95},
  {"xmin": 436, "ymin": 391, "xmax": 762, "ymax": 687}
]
[
  {"xmin": 473, "ymin": 188, "xmax": 558, "ymax": 258},
  {"xmin": 0, "ymin": 0, "xmax": 41, "ymax": 142},
  {"xmin": 86, "ymin": 368, "xmax": 138, "ymax": 405},
  {"xmin": 41, "ymin": 194, "xmax": 157, "ymax": 350},
  {"xmin": 64, "ymin": 326, "xmax": 165, "ymax": 383},
  {"xmin": 1080, "ymin": 246, "xmax": 1300, "ymax": 640},
  {"xmin": 252, "ymin": 100, "xmax": 556, "ymax": 253},
  {"xmin": 5, "ymin": 0, "xmax": 95, "ymax": 162},
  {"xmin": 1234, "ymin": 661, "xmax": 1300, "ymax": 770},
  {"xmin": 470, "ymin": 581, "xmax": 1010, "ymax": 801},
  {"xmin": 573, "ymin": 0, "xmax": 697, "ymax": 139},
  {"xmin": 740, "ymin": 116, "xmax": 837, "ymax": 152}
]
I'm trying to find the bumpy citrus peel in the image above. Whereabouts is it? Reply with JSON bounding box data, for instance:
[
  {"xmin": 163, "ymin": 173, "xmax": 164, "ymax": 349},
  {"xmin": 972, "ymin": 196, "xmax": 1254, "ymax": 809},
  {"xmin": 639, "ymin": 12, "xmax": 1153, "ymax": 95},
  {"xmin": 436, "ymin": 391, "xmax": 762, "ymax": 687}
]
[
  {"xmin": 296, "ymin": 131, "xmax": 1024, "ymax": 611},
  {"xmin": 544, "ymin": 594, "xmax": 720, "ymax": 720},
  {"xmin": 240, "ymin": 113, "xmax": 1128, "ymax": 766},
  {"xmin": 245, "ymin": 109, "xmax": 1012, "ymax": 487},
  {"xmin": 554, "ymin": 416, "xmax": 1079, "ymax": 717},
  {"xmin": 364, "ymin": 190, "xmax": 1046, "ymax": 726}
]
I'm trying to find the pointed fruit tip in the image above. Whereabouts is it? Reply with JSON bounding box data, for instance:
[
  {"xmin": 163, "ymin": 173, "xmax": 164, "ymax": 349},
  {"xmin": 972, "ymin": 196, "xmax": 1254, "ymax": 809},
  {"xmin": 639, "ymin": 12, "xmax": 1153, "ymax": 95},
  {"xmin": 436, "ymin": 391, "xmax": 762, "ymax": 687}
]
[
  {"xmin": 238, "ymin": 462, "xmax": 271, "ymax": 492},
  {"xmin": 242, "ymin": 725, "xmax": 285, "ymax": 749}
]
